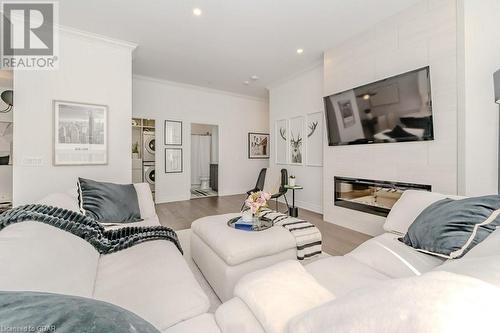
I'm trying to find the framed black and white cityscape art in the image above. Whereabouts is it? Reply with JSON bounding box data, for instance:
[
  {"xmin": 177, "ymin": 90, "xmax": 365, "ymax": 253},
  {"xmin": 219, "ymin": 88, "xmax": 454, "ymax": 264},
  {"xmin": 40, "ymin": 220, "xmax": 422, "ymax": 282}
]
[
  {"xmin": 54, "ymin": 100, "xmax": 108, "ymax": 165},
  {"xmin": 306, "ymin": 111, "xmax": 323, "ymax": 167},
  {"xmin": 164, "ymin": 120, "xmax": 182, "ymax": 145},
  {"xmin": 165, "ymin": 148, "xmax": 183, "ymax": 173},
  {"xmin": 275, "ymin": 119, "xmax": 288, "ymax": 164},
  {"xmin": 248, "ymin": 133, "xmax": 269, "ymax": 159},
  {"xmin": 289, "ymin": 116, "xmax": 304, "ymax": 165}
]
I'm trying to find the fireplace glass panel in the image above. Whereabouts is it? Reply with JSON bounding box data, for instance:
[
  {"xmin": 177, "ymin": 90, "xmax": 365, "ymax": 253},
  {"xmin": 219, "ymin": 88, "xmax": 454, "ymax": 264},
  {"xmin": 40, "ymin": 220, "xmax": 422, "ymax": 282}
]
[{"xmin": 334, "ymin": 177, "xmax": 431, "ymax": 217}]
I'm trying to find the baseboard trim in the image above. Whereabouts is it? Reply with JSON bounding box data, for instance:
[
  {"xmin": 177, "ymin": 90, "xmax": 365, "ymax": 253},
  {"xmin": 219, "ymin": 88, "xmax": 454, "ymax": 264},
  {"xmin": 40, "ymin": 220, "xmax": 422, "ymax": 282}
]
[{"xmin": 278, "ymin": 197, "xmax": 323, "ymax": 214}]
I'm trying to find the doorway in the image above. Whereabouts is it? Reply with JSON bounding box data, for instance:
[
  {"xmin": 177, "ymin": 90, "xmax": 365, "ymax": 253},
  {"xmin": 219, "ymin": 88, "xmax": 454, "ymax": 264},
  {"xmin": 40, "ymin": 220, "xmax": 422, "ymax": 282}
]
[
  {"xmin": 190, "ymin": 123, "xmax": 218, "ymax": 199},
  {"xmin": 132, "ymin": 118, "xmax": 156, "ymax": 199}
]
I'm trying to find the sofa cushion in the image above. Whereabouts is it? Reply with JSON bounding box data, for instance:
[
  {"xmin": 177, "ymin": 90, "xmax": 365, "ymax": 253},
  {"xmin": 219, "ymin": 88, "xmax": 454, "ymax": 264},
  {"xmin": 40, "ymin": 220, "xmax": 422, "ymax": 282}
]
[
  {"xmin": 93, "ymin": 240, "xmax": 209, "ymax": 331},
  {"xmin": 165, "ymin": 314, "xmax": 221, "ymax": 333},
  {"xmin": 191, "ymin": 213, "xmax": 295, "ymax": 266},
  {"xmin": 400, "ymin": 195, "xmax": 500, "ymax": 259},
  {"xmin": 462, "ymin": 227, "xmax": 500, "ymax": 258},
  {"xmin": 305, "ymin": 256, "xmax": 389, "ymax": 297},
  {"xmin": 346, "ymin": 233, "xmax": 444, "ymax": 278},
  {"xmin": 288, "ymin": 271, "xmax": 500, "ymax": 333},
  {"xmin": 0, "ymin": 222, "xmax": 99, "ymax": 297},
  {"xmin": 434, "ymin": 254, "xmax": 500, "ymax": 287},
  {"xmin": 134, "ymin": 182, "xmax": 157, "ymax": 220},
  {"xmin": 37, "ymin": 192, "xmax": 80, "ymax": 212},
  {"xmin": 77, "ymin": 177, "xmax": 142, "ymax": 223},
  {"xmin": 0, "ymin": 291, "xmax": 160, "ymax": 333},
  {"xmin": 383, "ymin": 190, "xmax": 459, "ymax": 235},
  {"xmin": 215, "ymin": 298, "xmax": 265, "ymax": 333}
]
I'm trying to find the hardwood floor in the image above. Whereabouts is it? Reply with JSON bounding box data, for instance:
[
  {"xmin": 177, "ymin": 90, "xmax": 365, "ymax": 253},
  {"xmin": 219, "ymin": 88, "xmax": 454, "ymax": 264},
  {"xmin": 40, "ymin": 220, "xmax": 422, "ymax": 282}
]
[{"xmin": 156, "ymin": 194, "xmax": 372, "ymax": 256}]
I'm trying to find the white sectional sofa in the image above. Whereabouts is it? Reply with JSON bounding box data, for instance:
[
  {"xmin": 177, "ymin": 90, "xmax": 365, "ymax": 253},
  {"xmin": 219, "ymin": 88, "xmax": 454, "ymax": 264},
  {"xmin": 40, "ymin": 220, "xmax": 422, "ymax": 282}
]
[
  {"xmin": 2, "ymin": 187, "xmax": 499, "ymax": 332},
  {"xmin": 0, "ymin": 183, "xmax": 220, "ymax": 333},
  {"xmin": 213, "ymin": 190, "xmax": 500, "ymax": 333}
]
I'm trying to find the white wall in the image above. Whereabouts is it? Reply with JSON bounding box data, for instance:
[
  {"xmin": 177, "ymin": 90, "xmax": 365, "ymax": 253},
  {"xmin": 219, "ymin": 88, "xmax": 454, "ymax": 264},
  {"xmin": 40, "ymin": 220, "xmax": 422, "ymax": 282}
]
[
  {"xmin": 268, "ymin": 66, "xmax": 324, "ymax": 213},
  {"xmin": 323, "ymin": 0, "xmax": 458, "ymax": 235},
  {"xmin": 458, "ymin": 0, "xmax": 500, "ymax": 196},
  {"xmin": 13, "ymin": 30, "xmax": 135, "ymax": 204},
  {"xmin": 133, "ymin": 76, "xmax": 269, "ymax": 203}
]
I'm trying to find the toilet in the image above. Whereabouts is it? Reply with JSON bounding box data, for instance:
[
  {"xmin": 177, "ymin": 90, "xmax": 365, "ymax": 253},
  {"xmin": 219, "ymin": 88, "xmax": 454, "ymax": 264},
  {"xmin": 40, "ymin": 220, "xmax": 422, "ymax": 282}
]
[{"xmin": 200, "ymin": 177, "xmax": 210, "ymax": 190}]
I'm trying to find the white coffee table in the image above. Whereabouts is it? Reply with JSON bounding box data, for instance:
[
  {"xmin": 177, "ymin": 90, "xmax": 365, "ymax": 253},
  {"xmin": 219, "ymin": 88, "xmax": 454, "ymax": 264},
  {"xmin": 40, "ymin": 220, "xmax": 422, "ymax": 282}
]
[{"xmin": 191, "ymin": 213, "xmax": 297, "ymax": 301}]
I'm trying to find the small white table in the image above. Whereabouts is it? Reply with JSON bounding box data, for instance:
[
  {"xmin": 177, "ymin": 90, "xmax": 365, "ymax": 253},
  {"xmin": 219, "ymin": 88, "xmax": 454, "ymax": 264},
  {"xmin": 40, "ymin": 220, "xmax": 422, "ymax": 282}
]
[{"xmin": 285, "ymin": 185, "xmax": 303, "ymax": 217}]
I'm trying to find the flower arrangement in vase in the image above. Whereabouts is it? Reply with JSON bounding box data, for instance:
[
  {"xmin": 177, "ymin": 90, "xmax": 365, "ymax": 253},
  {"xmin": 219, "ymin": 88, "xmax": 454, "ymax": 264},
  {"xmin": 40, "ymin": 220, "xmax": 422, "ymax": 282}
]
[
  {"xmin": 288, "ymin": 175, "xmax": 296, "ymax": 187},
  {"xmin": 243, "ymin": 191, "xmax": 271, "ymax": 222}
]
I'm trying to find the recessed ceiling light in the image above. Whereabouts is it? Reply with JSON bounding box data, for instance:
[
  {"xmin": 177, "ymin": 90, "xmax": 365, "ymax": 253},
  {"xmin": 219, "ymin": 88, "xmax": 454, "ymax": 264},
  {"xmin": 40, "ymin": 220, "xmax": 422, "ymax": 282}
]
[
  {"xmin": 296, "ymin": 48, "xmax": 304, "ymax": 54},
  {"xmin": 243, "ymin": 81, "xmax": 250, "ymax": 85},
  {"xmin": 250, "ymin": 75, "xmax": 259, "ymax": 81},
  {"xmin": 193, "ymin": 8, "xmax": 202, "ymax": 16}
]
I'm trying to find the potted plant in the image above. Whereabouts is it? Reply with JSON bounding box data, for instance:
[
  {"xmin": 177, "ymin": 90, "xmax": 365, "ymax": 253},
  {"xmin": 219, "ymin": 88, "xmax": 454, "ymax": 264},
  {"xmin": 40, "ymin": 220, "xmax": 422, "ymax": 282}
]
[
  {"xmin": 132, "ymin": 142, "xmax": 140, "ymax": 159},
  {"xmin": 289, "ymin": 175, "xmax": 296, "ymax": 187}
]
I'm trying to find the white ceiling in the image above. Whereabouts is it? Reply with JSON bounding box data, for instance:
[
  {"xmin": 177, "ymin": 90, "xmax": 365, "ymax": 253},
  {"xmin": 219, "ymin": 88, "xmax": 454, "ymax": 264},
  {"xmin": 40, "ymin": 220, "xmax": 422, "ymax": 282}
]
[{"xmin": 59, "ymin": 0, "xmax": 420, "ymax": 98}]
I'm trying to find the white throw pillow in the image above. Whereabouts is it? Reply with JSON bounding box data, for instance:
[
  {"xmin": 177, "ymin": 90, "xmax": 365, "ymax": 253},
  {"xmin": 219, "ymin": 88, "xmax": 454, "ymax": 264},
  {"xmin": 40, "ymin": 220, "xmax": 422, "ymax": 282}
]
[
  {"xmin": 288, "ymin": 271, "xmax": 500, "ymax": 333},
  {"xmin": 234, "ymin": 260, "xmax": 334, "ymax": 333},
  {"xmin": 262, "ymin": 168, "xmax": 281, "ymax": 195},
  {"xmin": 383, "ymin": 190, "xmax": 463, "ymax": 235}
]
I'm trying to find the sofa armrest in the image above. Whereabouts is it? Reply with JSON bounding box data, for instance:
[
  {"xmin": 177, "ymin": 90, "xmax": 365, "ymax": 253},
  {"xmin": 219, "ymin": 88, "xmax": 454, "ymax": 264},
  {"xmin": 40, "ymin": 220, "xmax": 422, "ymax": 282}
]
[
  {"xmin": 133, "ymin": 183, "xmax": 156, "ymax": 220},
  {"xmin": 215, "ymin": 298, "xmax": 265, "ymax": 333}
]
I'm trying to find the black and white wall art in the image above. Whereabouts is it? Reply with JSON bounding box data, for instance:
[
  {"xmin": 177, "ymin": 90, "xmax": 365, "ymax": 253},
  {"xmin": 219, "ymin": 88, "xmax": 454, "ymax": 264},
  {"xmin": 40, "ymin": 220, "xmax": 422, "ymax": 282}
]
[
  {"xmin": 54, "ymin": 101, "xmax": 107, "ymax": 165},
  {"xmin": 275, "ymin": 119, "xmax": 288, "ymax": 164},
  {"xmin": 165, "ymin": 148, "xmax": 183, "ymax": 173},
  {"xmin": 164, "ymin": 120, "xmax": 182, "ymax": 145},
  {"xmin": 289, "ymin": 116, "xmax": 304, "ymax": 165},
  {"xmin": 306, "ymin": 111, "xmax": 323, "ymax": 166},
  {"xmin": 248, "ymin": 132, "xmax": 269, "ymax": 159}
]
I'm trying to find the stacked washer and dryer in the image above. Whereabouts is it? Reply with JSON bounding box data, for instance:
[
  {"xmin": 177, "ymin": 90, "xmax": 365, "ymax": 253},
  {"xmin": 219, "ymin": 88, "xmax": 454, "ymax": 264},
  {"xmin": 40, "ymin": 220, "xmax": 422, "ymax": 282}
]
[
  {"xmin": 142, "ymin": 129, "xmax": 155, "ymax": 194},
  {"xmin": 132, "ymin": 119, "xmax": 155, "ymax": 197}
]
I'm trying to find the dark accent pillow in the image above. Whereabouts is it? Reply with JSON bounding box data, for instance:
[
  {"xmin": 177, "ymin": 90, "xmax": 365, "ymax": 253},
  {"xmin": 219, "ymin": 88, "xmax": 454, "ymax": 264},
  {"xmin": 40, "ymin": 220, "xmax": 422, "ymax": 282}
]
[
  {"xmin": 400, "ymin": 195, "xmax": 500, "ymax": 259},
  {"xmin": 0, "ymin": 291, "xmax": 160, "ymax": 333},
  {"xmin": 78, "ymin": 178, "xmax": 142, "ymax": 223},
  {"xmin": 385, "ymin": 125, "xmax": 418, "ymax": 140}
]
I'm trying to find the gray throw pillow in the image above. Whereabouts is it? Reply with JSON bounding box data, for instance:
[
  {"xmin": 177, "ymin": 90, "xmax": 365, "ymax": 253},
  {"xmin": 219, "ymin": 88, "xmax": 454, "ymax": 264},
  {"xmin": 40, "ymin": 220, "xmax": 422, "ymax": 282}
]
[
  {"xmin": 0, "ymin": 291, "xmax": 160, "ymax": 333},
  {"xmin": 400, "ymin": 195, "xmax": 500, "ymax": 259},
  {"xmin": 78, "ymin": 178, "xmax": 143, "ymax": 223}
]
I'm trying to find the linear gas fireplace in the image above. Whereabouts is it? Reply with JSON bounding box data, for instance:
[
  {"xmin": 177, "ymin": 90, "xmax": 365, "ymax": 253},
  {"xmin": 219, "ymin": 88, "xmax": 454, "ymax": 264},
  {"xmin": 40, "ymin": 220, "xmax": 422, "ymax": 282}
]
[{"xmin": 334, "ymin": 177, "xmax": 431, "ymax": 217}]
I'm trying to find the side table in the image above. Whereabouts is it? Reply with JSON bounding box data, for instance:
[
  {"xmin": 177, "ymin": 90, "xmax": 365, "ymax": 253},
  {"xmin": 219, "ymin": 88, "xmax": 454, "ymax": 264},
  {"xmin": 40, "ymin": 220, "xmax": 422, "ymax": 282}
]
[{"xmin": 284, "ymin": 185, "xmax": 303, "ymax": 217}]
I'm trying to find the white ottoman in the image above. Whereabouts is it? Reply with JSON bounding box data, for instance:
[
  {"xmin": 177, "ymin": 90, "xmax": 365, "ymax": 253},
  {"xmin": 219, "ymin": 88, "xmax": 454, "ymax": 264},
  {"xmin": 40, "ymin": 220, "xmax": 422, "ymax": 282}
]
[{"xmin": 191, "ymin": 213, "xmax": 297, "ymax": 301}]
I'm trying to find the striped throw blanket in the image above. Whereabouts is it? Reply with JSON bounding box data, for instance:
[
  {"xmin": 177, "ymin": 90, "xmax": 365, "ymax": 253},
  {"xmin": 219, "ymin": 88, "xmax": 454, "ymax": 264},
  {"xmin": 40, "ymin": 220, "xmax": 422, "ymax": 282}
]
[
  {"xmin": 257, "ymin": 208, "xmax": 322, "ymax": 260},
  {"xmin": 0, "ymin": 204, "xmax": 183, "ymax": 255}
]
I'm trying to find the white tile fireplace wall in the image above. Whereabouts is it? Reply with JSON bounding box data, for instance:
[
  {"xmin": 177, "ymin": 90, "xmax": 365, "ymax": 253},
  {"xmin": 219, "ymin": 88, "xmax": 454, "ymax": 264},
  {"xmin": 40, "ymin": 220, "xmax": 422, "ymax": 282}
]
[{"xmin": 323, "ymin": 0, "xmax": 458, "ymax": 235}]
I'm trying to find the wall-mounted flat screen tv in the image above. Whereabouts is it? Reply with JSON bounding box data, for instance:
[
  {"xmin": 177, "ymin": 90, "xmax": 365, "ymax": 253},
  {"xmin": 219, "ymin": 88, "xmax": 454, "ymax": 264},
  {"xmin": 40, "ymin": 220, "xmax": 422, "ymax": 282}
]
[{"xmin": 323, "ymin": 66, "xmax": 433, "ymax": 146}]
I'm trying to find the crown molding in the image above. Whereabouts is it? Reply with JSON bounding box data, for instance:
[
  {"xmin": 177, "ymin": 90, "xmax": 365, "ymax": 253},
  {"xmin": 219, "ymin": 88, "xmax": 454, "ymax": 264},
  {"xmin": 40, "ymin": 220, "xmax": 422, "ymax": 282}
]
[
  {"xmin": 133, "ymin": 74, "xmax": 268, "ymax": 103},
  {"xmin": 59, "ymin": 25, "xmax": 138, "ymax": 50}
]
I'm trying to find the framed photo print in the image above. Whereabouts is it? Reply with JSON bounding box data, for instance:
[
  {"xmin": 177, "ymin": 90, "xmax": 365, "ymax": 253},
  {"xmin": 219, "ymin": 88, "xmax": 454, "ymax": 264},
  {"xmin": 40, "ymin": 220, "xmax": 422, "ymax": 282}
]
[
  {"xmin": 275, "ymin": 119, "xmax": 288, "ymax": 164},
  {"xmin": 164, "ymin": 120, "xmax": 182, "ymax": 145},
  {"xmin": 289, "ymin": 116, "xmax": 304, "ymax": 165},
  {"xmin": 248, "ymin": 132, "xmax": 269, "ymax": 159},
  {"xmin": 306, "ymin": 111, "xmax": 323, "ymax": 167},
  {"xmin": 54, "ymin": 100, "xmax": 107, "ymax": 165},
  {"xmin": 165, "ymin": 148, "xmax": 183, "ymax": 173}
]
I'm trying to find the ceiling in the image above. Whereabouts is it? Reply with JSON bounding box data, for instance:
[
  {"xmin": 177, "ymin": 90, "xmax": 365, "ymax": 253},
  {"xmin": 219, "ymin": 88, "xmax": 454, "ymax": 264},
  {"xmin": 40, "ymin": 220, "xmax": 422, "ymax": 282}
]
[{"xmin": 59, "ymin": 0, "xmax": 420, "ymax": 98}]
